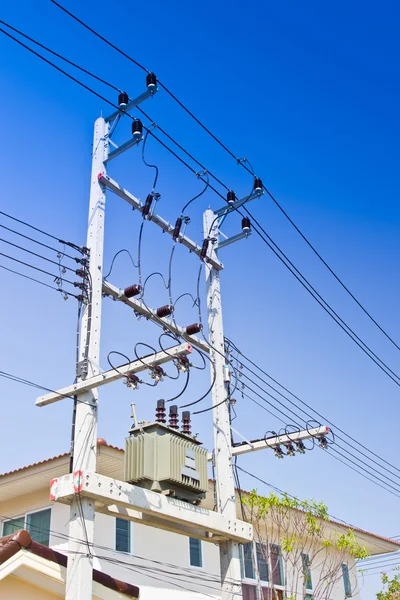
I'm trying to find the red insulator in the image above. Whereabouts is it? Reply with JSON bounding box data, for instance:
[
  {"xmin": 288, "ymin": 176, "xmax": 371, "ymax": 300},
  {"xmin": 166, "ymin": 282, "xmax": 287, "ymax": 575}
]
[
  {"xmin": 124, "ymin": 284, "xmax": 142, "ymax": 298},
  {"xmin": 185, "ymin": 323, "xmax": 202, "ymax": 336},
  {"xmin": 156, "ymin": 304, "xmax": 174, "ymax": 318},
  {"xmin": 181, "ymin": 411, "xmax": 192, "ymax": 435},
  {"xmin": 169, "ymin": 405, "xmax": 179, "ymax": 430},
  {"xmin": 156, "ymin": 399, "xmax": 166, "ymax": 423}
]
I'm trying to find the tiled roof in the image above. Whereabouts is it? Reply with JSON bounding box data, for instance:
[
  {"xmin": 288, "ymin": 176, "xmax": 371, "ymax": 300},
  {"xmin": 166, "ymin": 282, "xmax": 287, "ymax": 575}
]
[
  {"xmin": 0, "ymin": 530, "xmax": 139, "ymax": 598},
  {"xmin": 0, "ymin": 442, "xmax": 124, "ymax": 478}
]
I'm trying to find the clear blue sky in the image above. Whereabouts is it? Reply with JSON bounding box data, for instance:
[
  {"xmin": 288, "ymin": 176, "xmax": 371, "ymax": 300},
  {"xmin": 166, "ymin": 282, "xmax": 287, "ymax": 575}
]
[{"xmin": 0, "ymin": 1, "xmax": 399, "ymax": 597}]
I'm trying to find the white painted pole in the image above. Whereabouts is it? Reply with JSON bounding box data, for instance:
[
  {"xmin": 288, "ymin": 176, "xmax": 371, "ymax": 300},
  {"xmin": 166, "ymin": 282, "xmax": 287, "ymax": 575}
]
[
  {"xmin": 203, "ymin": 208, "xmax": 242, "ymax": 600},
  {"xmin": 65, "ymin": 116, "xmax": 109, "ymax": 600}
]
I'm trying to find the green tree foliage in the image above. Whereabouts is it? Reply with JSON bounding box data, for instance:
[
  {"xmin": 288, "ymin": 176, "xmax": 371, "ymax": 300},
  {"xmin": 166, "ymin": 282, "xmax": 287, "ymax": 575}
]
[
  {"xmin": 242, "ymin": 490, "xmax": 369, "ymax": 599},
  {"xmin": 377, "ymin": 571, "xmax": 400, "ymax": 599}
]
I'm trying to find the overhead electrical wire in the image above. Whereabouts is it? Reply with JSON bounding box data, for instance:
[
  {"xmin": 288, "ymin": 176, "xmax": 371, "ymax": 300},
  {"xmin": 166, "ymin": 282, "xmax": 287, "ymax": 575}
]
[
  {"xmin": 4, "ymin": 22, "xmax": 400, "ymax": 429},
  {"xmin": 228, "ymin": 339, "xmax": 400, "ymax": 480},
  {"xmin": 0, "ymin": 209, "xmax": 84, "ymax": 253},
  {"xmin": 0, "ymin": 235, "xmax": 76, "ymax": 273},
  {"xmin": 0, "ymin": 221, "xmax": 78, "ymax": 261},
  {"xmin": 0, "ymin": 263, "xmax": 79, "ymax": 299},
  {"xmin": 47, "ymin": 0, "xmax": 400, "ymax": 355},
  {"xmin": 241, "ymin": 385, "xmax": 400, "ymax": 499},
  {"xmin": 0, "ymin": 251, "xmax": 77, "ymax": 286},
  {"xmin": 5, "ymin": 11, "xmax": 396, "ymax": 397},
  {"xmin": 3, "ymin": 22, "xmax": 394, "ymax": 387}
]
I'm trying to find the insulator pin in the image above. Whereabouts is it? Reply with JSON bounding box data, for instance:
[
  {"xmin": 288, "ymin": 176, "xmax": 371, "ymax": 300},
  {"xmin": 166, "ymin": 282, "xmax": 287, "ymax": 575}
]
[
  {"xmin": 172, "ymin": 217, "xmax": 183, "ymax": 241},
  {"xmin": 156, "ymin": 304, "xmax": 174, "ymax": 318},
  {"xmin": 156, "ymin": 399, "xmax": 166, "ymax": 423},
  {"xmin": 181, "ymin": 411, "xmax": 192, "ymax": 435},
  {"xmin": 118, "ymin": 91, "xmax": 129, "ymax": 107},
  {"xmin": 254, "ymin": 177, "xmax": 263, "ymax": 193},
  {"xmin": 132, "ymin": 118, "xmax": 143, "ymax": 137},
  {"xmin": 227, "ymin": 190, "xmax": 236, "ymax": 205},
  {"xmin": 124, "ymin": 284, "xmax": 142, "ymax": 298},
  {"xmin": 146, "ymin": 72, "xmax": 157, "ymax": 89},
  {"xmin": 142, "ymin": 194, "xmax": 153, "ymax": 218},
  {"xmin": 200, "ymin": 238, "xmax": 209, "ymax": 261},
  {"xmin": 185, "ymin": 323, "xmax": 202, "ymax": 336},
  {"xmin": 242, "ymin": 217, "xmax": 251, "ymax": 232},
  {"xmin": 169, "ymin": 405, "xmax": 179, "ymax": 430}
]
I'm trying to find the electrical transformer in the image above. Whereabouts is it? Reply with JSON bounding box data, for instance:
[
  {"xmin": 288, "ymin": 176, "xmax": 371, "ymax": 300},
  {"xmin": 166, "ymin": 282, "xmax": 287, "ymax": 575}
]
[{"xmin": 124, "ymin": 421, "xmax": 208, "ymax": 503}]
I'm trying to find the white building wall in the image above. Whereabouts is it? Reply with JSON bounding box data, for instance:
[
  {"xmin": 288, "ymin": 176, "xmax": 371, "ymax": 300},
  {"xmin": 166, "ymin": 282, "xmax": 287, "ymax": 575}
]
[{"xmin": 1, "ymin": 491, "xmax": 359, "ymax": 600}]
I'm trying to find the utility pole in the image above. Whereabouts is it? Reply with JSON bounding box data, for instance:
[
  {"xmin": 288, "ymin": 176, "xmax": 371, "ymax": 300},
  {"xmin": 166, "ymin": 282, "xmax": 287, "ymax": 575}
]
[
  {"xmin": 37, "ymin": 79, "xmax": 330, "ymax": 600},
  {"xmin": 65, "ymin": 116, "xmax": 109, "ymax": 600},
  {"xmin": 204, "ymin": 208, "xmax": 242, "ymax": 600}
]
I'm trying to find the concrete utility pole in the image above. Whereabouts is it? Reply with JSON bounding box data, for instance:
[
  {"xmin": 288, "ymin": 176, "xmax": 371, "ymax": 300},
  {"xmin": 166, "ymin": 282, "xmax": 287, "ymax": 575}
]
[
  {"xmin": 66, "ymin": 117, "xmax": 109, "ymax": 600},
  {"xmin": 204, "ymin": 208, "xmax": 242, "ymax": 600},
  {"xmin": 38, "ymin": 79, "xmax": 330, "ymax": 600}
]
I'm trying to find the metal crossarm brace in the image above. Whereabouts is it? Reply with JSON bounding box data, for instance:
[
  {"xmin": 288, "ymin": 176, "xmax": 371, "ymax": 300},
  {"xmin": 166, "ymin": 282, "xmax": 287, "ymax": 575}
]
[
  {"xmin": 214, "ymin": 190, "xmax": 264, "ymax": 217},
  {"xmin": 206, "ymin": 425, "xmax": 329, "ymax": 460},
  {"xmin": 230, "ymin": 426, "xmax": 330, "ymax": 457},
  {"xmin": 105, "ymin": 135, "xmax": 142, "ymax": 163},
  {"xmin": 99, "ymin": 174, "xmax": 224, "ymax": 271},
  {"xmin": 217, "ymin": 231, "xmax": 251, "ymax": 250},
  {"xmin": 36, "ymin": 343, "xmax": 191, "ymax": 407},
  {"xmin": 105, "ymin": 88, "xmax": 158, "ymax": 123},
  {"xmin": 50, "ymin": 471, "xmax": 253, "ymax": 545},
  {"xmin": 102, "ymin": 280, "xmax": 209, "ymax": 353}
]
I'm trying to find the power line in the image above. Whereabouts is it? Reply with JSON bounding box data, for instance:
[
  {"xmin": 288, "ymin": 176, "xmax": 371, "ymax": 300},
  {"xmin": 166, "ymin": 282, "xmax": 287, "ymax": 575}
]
[
  {"xmin": 4, "ymin": 18, "xmax": 400, "ymax": 472},
  {"xmin": 238, "ymin": 366, "xmax": 400, "ymax": 486},
  {"xmin": 0, "ymin": 221, "xmax": 78, "ymax": 261},
  {"xmin": 0, "ymin": 370, "xmax": 76, "ymax": 400},
  {"xmin": 228, "ymin": 339, "xmax": 400, "ymax": 476},
  {"xmin": 240, "ymin": 378, "xmax": 400, "ymax": 499},
  {"xmin": 0, "ymin": 235, "xmax": 76, "ymax": 273},
  {"xmin": 48, "ymin": 0, "xmax": 400, "ymax": 355},
  {"xmin": 0, "ymin": 210, "xmax": 84, "ymax": 253},
  {"xmin": 0, "ymin": 18, "xmax": 120, "ymax": 94},
  {"xmin": 0, "ymin": 251, "xmax": 76, "ymax": 286},
  {"xmin": 3, "ymin": 23, "xmax": 399, "ymax": 393},
  {"xmin": 0, "ymin": 263, "xmax": 79, "ymax": 298}
]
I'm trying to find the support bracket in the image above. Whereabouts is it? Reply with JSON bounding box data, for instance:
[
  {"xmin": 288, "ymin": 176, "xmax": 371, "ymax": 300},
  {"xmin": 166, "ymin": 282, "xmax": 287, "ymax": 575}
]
[
  {"xmin": 50, "ymin": 471, "xmax": 253, "ymax": 544},
  {"xmin": 102, "ymin": 280, "xmax": 209, "ymax": 353},
  {"xmin": 105, "ymin": 88, "xmax": 158, "ymax": 123},
  {"xmin": 99, "ymin": 174, "xmax": 224, "ymax": 270},
  {"xmin": 36, "ymin": 343, "xmax": 192, "ymax": 407}
]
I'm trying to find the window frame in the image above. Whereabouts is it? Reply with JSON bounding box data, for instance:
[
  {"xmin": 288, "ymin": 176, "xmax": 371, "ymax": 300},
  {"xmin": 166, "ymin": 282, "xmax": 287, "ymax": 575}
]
[
  {"xmin": 2, "ymin": 507, "xmax": 52, "ymax": 546},
  {"xmin": 342, "ymin": 563, "xmax": 352, "ymax": 598},
  {"xmin": 189, "ymin": 536, "xmax": 203, "ymax": 569},
  {"xmin": 301, "ymin": 552, "xmax": 313, "ymax": 591},
  {"xmin": 115, "ymin": 517, "xmax": 131, "ymax": 553}
]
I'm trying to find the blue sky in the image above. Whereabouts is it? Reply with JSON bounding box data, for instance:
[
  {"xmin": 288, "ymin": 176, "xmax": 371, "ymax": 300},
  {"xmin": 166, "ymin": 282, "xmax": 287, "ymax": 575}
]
[{"xmin": 1, "ymin": 0, "xmax": 399, "ymax": 596}]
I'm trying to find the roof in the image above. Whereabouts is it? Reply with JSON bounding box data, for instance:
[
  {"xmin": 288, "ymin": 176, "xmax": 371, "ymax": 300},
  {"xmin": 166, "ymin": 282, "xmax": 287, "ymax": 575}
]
[
  {"xmin": 0, "ymin": 529, "xmax": 139, "ymax": 598},
  {"xmin": 0, "ymin": 442, "xmax": 124, "ymax": 479}
]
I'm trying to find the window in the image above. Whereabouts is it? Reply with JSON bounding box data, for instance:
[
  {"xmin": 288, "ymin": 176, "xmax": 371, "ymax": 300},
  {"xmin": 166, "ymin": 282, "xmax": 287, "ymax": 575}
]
[
  {"xmin": 241, "ymin": 542, "xmax": 269, "ymax": 582},
  {"xmin": 2, "ymin": 517, "xmax": 25, "ymax": 537},
  {"xmin": 189, "ymin": 537, "xmax": 202, "ymax": 568},
  {"xmin": 243, "ymin": 543, "xmax": 255, "ymax": 579},
  {"xmin": 342, "ymin": 563, "xmax": 352, "ymax": 597},
  {"xmin": 256, "ymin": 542, "xmax": 269, "ymax": 582},
  {"xmin": 26, "ymin": 509, "xmax": 51, "ymax": 545},
  {"xmin": 302, "ymin": 553, "xmax": 312, "ymax": 590},
  {"xmin": 270, "ymin": 544, "xmax": 283, "ymax": 586},
  {"xmin": 115, "ymin": 518, "xmax": 130, "ymax": 553},
  {"xmin": 2, "ymin": 509, "xmax": 51, "ymax": 546}
]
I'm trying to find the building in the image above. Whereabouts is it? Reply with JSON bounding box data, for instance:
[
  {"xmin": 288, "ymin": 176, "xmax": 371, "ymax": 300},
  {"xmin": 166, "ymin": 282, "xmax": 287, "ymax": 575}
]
[{"xmin": 0, "ymin": 440, "xmax": 398, "ymax": 599}]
